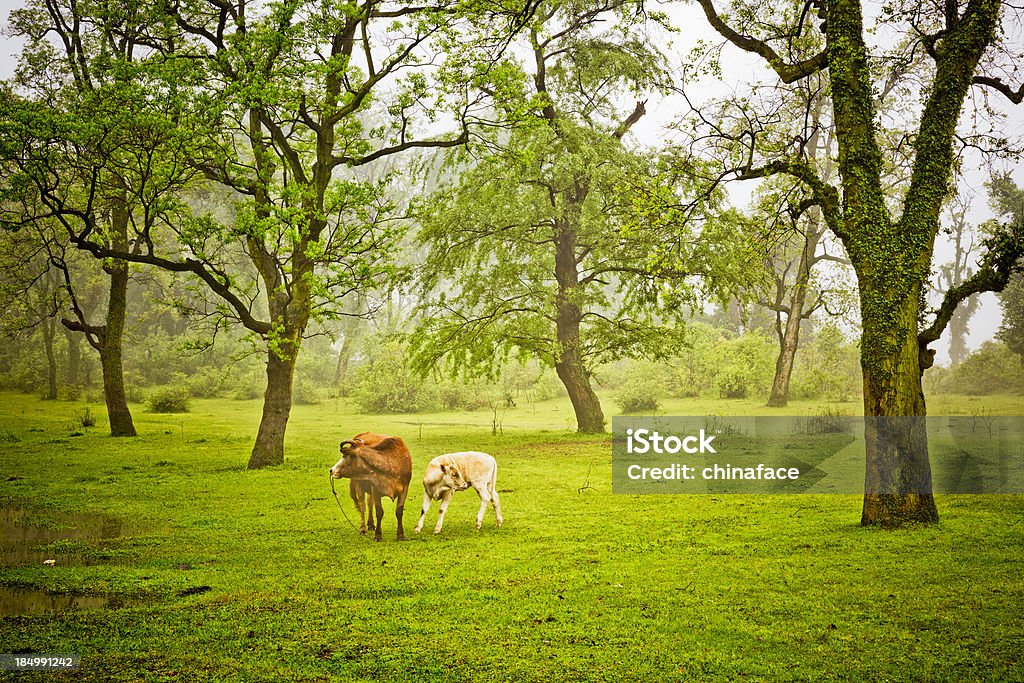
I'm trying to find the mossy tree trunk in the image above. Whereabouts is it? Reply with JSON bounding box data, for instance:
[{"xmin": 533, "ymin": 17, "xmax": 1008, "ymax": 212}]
[
  {"xmin": 41, "ymin": 316, "xmax": 58, "ymax": 401},
  {"xmin": 824, "ymin": 0, "xmax": 999, "ymax": 526}
]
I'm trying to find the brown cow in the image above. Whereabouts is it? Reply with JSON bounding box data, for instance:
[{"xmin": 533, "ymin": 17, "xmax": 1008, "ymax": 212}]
[{"xmin": 329, "ymin": 432, "xmax": 412, "ymax": 541}]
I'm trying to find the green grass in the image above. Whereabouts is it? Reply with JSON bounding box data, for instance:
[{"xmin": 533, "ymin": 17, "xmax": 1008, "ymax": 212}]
[{"xmin": 1, "ymin": 391, "xmax": 1023, "ymax": 681}]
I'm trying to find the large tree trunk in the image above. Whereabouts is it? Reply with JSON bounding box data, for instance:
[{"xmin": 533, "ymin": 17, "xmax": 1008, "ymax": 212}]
[
  {"xmin": 101, "ymin": 218, "xmax": 137, "ymax": 437},
  {"xmin": 858, "ymin": 282, "xmax": 937, "ymax": 526},
  {"xmin": 553, "ymin": 222, "xmax": 605, "ymax": 433},
  {"xmin": 42, "ymin": 317, "xmax": 58, "ymax": 400},
  {"xmin": 248, "ymin": 340, "xmax": 298, "ymax": 469},
  {"xmin": 555, "ymin": 352, "xmax": 605, "ymax": 433}
]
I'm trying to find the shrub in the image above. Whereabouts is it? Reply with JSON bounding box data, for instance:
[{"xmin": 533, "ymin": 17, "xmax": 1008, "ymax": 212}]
[
  {"xmin": 615, "ymin": 384, "xmax": 660, "ymax": 413},
  {"xmin": 932, "ymin": 342, "xmax": 1024, "ymax": 395},
  {"xmin": 350, "ymin": 337, "xmax": 436, "ymax": 414},
  {"xmin": 293, "ymin": 379, "xmax": 322, "ymax": 406},
  {"xmin": 803, "ymin": 406, "xmax": 855, "ymax": 434},
  {"xmin": 76, "ymin": 407, "xmax": 97, "ymax": 428},
  {"xmin": 147, "ymin": 386, "xmax": 191, "ymax": 413}
]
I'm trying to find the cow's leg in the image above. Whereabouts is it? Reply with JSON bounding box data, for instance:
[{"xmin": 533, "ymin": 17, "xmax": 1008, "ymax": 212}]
[
  {"xmin": 366, "ymin": 492, "xmax": 376, "ymax": 532},
  {"xmin": 473, "ymin": 484, "xmax": 492, "ymax": 530},
  {"xmin": 434, "ymin": 490, "xmax": 454, "ymax": 534},
  {"xmin": 414, "ymin": 490, "xmax": 432, "ymax": 533},
  {"xmin": 373, "ymin": 494, "xmax": 385, "ymax": 542},
  {"xmin": 352, "ymin": 492, "xmax": 368, "ymax": 535},
  {"xmin": 395, "ymin": 488, "xmax": 408, "ymax": 541}
]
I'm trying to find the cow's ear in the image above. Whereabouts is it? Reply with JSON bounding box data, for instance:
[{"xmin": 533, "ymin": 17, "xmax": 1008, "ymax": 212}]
[
  {"xmin": 374, "ymin": 437, "xmax": 397, "ymax": 451},
  {"xmin": 439, "ymin": 463, "xmax": 447, "ymax": 473}
]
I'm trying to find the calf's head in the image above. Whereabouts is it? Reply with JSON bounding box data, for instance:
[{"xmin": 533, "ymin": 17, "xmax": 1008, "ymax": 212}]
[{"xmin": 439, "ymin": 462, "xmax": 469, "ymax": 490}]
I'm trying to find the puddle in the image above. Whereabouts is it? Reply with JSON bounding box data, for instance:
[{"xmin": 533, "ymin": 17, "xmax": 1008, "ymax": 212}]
[
  {"xmin": 1, "ymin": 508, "xmax": 122, "ymax": 567},
  {"xmin": 0, "ymin": 586, "xmax": 109, "ymax": 616}
]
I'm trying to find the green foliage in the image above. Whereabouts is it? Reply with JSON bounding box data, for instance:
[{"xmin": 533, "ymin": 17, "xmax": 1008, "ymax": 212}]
[
  {"xmin": 713, "ymin": 332, "xmax": 776, "ymax": 400},
  {"xmin": 988, "ymin": 174, "xmax": 1024, "ymax": 360},
  {"xmin": 926, "ymin": 342, "xmax": 1024, "ymax": 396},
  {"xmin": 147, "ymin": 386, "xmax": 191, "ymax": 414},
  {"xmin": 792, "ymin": 322, "xmax": 862, "ymax": 402},
  {"xmin": 998, "ymin": 273, "xmax": 1024, "ymax": 360},
  {"xmin": 350, "ymin": 337, "xmax": 436, "ymax": 414},
  {"xmin": 292, "ymin": 379, "xmax": 321, "ymax": 406}
]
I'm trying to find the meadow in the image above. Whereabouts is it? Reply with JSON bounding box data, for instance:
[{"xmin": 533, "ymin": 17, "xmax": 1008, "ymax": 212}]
[{"xmin": 1, "ymin": 391, "xmax": 1023, "ymax": 682}]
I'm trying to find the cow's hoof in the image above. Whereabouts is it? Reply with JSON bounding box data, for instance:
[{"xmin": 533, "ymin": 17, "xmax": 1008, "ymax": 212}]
[
  {"xmin": 374, "ymin": 536, "xmax": 382, "ymax": 543},
  {"xmin": 475, "ymin": 525, "xmax": 482, "ymax": 531},
  {"xmin": 413, "ymin": 527, "xmax": 422, "ymax": 534},
  {"xmin": 359, "ymin": 529, "xmax": 367, "ymax": 535},
  {"xmin": 396, "ymin": 536, "xmax": 406, "ymax": 542},
  {"xmin": 433, "ymin": 528, "xmax": 442, "ymax": 535}
]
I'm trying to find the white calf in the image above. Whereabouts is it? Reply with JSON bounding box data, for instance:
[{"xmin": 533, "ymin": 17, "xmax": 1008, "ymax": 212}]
[{"xmin": 414, "ymin": 451, "xmax": 503, "ymax": 534}]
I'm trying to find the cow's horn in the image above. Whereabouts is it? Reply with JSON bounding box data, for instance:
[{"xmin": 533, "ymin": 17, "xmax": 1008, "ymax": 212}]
[{"xmin": 339, "ymin": 440, "xmax": 355, "ymax": 451}]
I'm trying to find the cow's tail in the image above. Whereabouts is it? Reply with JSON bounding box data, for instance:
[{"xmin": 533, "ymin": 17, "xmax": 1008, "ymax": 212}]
[{"xmin": 489, "ymin": 460, "xmax": 499, "ymax": 498}]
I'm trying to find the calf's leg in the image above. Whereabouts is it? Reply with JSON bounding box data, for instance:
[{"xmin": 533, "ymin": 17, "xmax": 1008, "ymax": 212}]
[
  {"xmin": 434, "ymin": 490, "xmax": 454, "ymax": 534},
  {"xmin": 474, "ymin": 484, "xmax": 492, "ymax": 530},
  {"xmin": 414, "ymin": 490, "xmax": 432, "ymax": 533},
  {"xmin": 490, "ymin": 483, "xmax": 503, "ymax": 528}
]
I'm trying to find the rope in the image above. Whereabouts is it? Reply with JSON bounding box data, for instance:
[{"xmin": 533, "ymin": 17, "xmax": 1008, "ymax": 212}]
[{"xmin": 330, "ymin": 474, "xmax": 370, "ymax": 539}]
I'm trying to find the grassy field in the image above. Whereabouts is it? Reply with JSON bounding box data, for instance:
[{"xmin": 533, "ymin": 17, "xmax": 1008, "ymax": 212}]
[{"xmin": 1, "ymin": 391, "xmax": 1023, "ymax": 681}]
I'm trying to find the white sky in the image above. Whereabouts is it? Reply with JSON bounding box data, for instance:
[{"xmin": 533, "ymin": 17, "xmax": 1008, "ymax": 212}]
[{"xmin": 1, "ymin": 0, "xmax": 1020, "ymax": 366}]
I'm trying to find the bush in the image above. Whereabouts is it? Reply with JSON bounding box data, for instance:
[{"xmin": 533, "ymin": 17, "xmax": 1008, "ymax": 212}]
[
  {"xmin": 76, "ymin": 407, "xmax": 97, "ymax": 428},
  {"xmin": 930, "ymin": 342, "xmax": 1024, "ymax": 395},
  {"xmin": 147, "ymin": 386, "xmax": 191, "ymax": 413},
  {"xmin": 803, "ymin": 406, "xmax": 855, "ymax": 434},
  {"xmin": 293, "ymin": 379, "xmax": 322, "ymax": 406},
  {"xmin": 615, "ymin": 385, "xmax": 660, "ymax": 414},
  {"xmin": 792, "ymin": 322, "xmax": 861, "ymax": 402},
  {"xmin": 350, "ymin": 337, "xmax": 436, "ymax": 414},
  {"xmin": 186, "ymin": 370, "xmax": 228, "ymax": 399}
]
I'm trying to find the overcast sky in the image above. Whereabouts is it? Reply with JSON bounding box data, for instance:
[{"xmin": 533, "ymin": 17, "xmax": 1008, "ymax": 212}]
[{"xmin": 1, "ymin": 0, "xmax": 1020, "ymax": 365}]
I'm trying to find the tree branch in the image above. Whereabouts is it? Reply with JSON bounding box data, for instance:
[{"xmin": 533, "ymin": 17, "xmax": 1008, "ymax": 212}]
[
  {"xmin": 694, "ymin": 0, "xmax": 827, "ymax": 83},
  {"xmin": 613, "ymin": 100, "xmax": 646, "ymax": 140},
  {"xmin": 918, "ymin": 220, "xmax": 1024, "ymax": 369},
  {"xmin": 971, "ymin": 75, "xmax": 1024, "ymax": 104}
]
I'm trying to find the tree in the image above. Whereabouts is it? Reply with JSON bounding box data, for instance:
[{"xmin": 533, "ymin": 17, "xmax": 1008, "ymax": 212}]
[
  {"xmin": 934, "ymin": 195, "xmax": 981, "ymax": 365},
  {"xmin": 2, "ymin": 0, "xmax": 526, "ymax": 467},
  {"xmin": 692, "ymin": 0, "xmax": 1024, "ymax": 525},
  {"xmin": 412, "ymin": 0, "xmax": 738, "ymax": 432},
  {"xmin": 987, "ymin": 174, "xmax": 1024, "ymax": 359},
  {"xmin": 743, "ymin": 87, "xmax": 853, "ymax": 407},
  {"xmin": 0, "ymin": 226, "xmax": 64, "ymax": 400}
]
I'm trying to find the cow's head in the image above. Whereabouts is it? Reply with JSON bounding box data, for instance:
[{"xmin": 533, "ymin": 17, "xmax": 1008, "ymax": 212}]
[
  {"xmin": 439, "ymin": 462, "xmax": 469, "ymax": 491},
  {"xmin": 330, "ymin": 438, "xmax": 372, "ymax": 479},
  {"xmin": 329, "ymin": 436, "xmax": 398, "ymax": 479}
]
